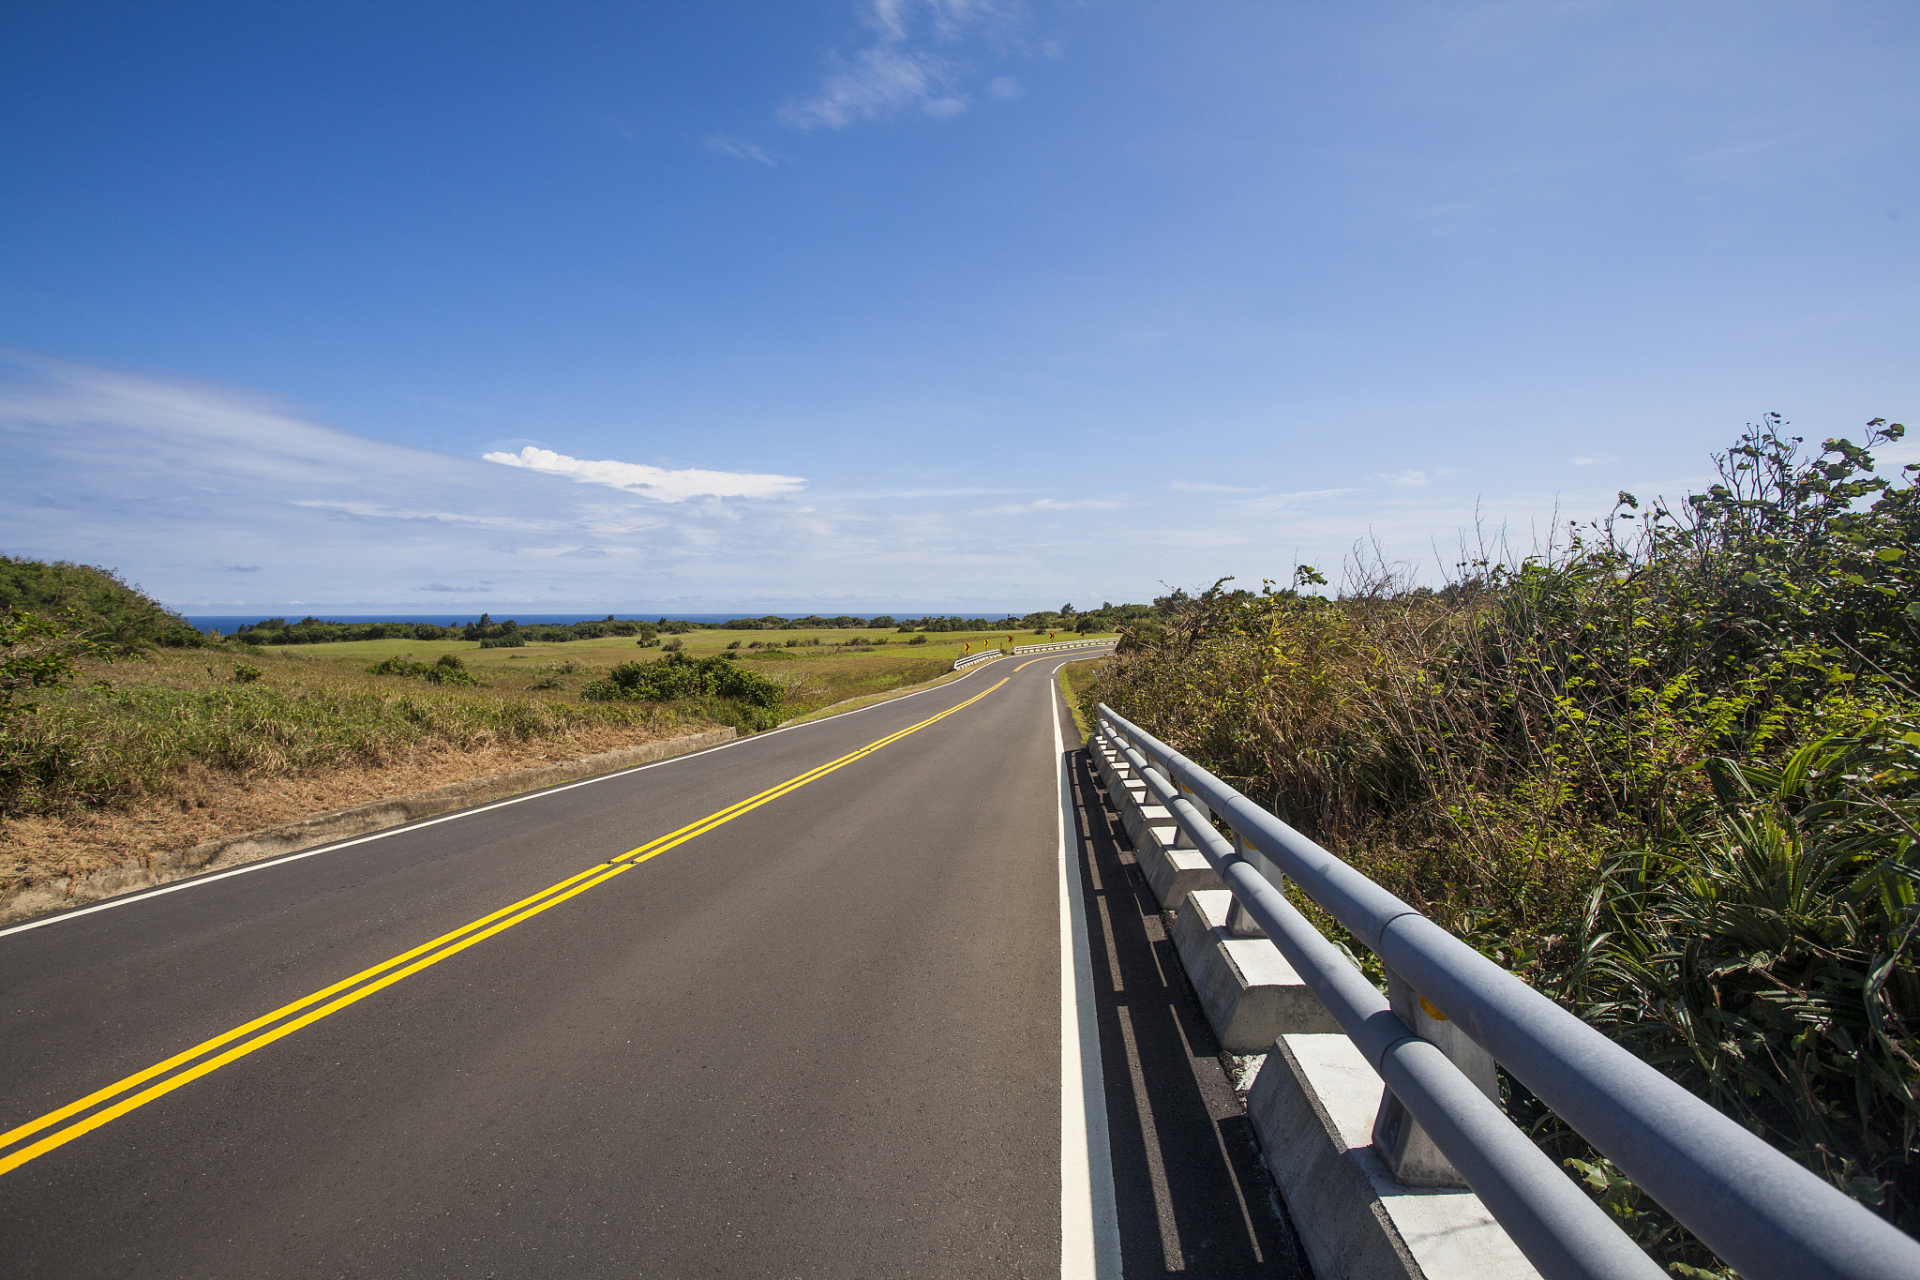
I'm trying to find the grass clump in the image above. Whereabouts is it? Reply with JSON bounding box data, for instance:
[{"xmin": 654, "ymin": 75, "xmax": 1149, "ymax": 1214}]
[
  {"xmin": 1086, "ymin": 417, "xmax": 1920, "ymax": 1267},
  {"xmin": 582, "ymin": 652, "xmax": 786, "ymax": 732},
  {"xmin": 368, "ymin": 654, "xmax": 484, "ymax": 687}
]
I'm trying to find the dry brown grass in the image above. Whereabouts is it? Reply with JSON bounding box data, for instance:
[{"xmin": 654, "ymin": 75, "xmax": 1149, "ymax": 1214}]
[{"xmin": 1, "ymin": 648, "xmax": 719, "ymax": 891}]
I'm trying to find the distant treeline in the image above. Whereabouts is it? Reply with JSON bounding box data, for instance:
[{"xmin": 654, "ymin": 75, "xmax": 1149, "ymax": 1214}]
[
  {"xmin": 234, "ymin": 614, "xmax": 661, "ymax": 646},
  {"xmin": 723, "ymin": 603, "xmax": 1168, "ymax": 634},
  {"xmin": 229, "ymin": 601, "xmax": 1173, "ymax": 646}
]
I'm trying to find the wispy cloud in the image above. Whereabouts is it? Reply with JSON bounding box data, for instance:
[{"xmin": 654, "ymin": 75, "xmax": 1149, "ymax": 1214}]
[
  {"xmin": 0, "ymin": 352, "xmax": 1149, "ymax": 610},
  {"xmin": 481, "ymin": 445, "xmax": 806, "ymax": 503},
  {"xmin": 705, "ymin": 134, "xmax": 775, "ymax": 166},
  {"xmin": 1571, "ymin": 455, "xmax": 1617, "ymax": 466},
  {"xmin": 0, "ymin": 351, "xmax": 1670, "ymax": 612},
  {"xmin": 1167, "ymin": 480, "xmax": 1259, "ymax": 493},
  {"xmin": 972, "ymin": 496, "xmax": 1125, "ymax": 515},
  {"xmin": 1378, "ymin": 469, "xmax": 1430, "ymax": 486},
  {"xmin": 781, "ymin": 0, "xmax": 1025, "ymax": 131}
]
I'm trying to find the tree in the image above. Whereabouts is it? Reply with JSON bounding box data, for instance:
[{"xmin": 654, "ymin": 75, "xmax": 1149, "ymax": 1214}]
[{"xmin": 2, "ymin": 609, "xmax": 103, "ymax": 721}]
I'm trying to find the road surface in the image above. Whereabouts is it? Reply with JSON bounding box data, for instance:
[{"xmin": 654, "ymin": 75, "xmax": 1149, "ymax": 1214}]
[{"xmin": 0, "ymin": 651, "xmax": 1297, "ymax": 1277}]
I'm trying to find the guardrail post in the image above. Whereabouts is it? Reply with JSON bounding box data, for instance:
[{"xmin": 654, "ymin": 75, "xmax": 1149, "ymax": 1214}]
[{"xmin": 1372, "ymin": 968, "xmax": 1502, "ymax": 1188}]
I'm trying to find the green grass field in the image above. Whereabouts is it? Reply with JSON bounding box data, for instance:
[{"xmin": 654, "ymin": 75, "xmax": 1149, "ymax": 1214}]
[{"xmin": 245, "ymin": 627, "xmax": 1117, "ymax": 709}]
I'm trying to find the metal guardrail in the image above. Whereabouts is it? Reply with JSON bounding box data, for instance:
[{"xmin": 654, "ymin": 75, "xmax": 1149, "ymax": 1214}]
[
  {"xmin": 953, "ymin": 637, "xmax": 1114, "ymax": 670},
  {"xmin": 1094, "ymin": 702, "xmax": 1920, "ymax": 1280},
  {"xmin": 1011, "ymin": 637, "xmax": 1114, "ymax": 655}
]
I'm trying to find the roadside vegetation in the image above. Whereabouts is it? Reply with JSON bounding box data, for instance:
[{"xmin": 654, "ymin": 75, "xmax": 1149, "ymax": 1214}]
[
  {"xmin": 1077, "ymin": 418, "xmax": 1919, "ymax": 1271},
  {"xmin": 2, "ymin": 559, "xmax": 1124, "ymax": 826},
  {"xmin": 0, "ymin": 646, "xmax": 700, "ymax": 820}
]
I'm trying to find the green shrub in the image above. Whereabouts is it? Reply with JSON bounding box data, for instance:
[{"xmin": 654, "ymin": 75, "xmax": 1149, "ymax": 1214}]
[
  {"xmin": 367, "ymin": 654, "xmax": 482, "ymax": 687},
  {"xmin": 908, "ymin": 633, "xmax": 927, "ymax": 645},
  {"xmin": 231, "ymin": 664, "xmax": 263, "ymax": 683},
  {"xmin": 478, "ymin": 635, "xmax": 526, "ymax": 649},
  {"xmin": 581, "ymin": 652, "xmax": 783, "ymax": 715},
  {"xmin": 0, "ymin": 558, "xmax": 204, "ymax": 650},
  {"xmin": 1090, "ymin": 417, "xmax": 1920, "ymax": 1261}
]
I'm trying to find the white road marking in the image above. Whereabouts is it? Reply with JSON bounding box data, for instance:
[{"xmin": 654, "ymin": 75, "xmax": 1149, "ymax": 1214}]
[{"xmin": 1053, "ymin": 666, "xmax": 1121, "ymax": 1279}]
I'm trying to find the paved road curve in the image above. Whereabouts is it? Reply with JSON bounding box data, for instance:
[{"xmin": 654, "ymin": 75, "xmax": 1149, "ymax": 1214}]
[{"xmin": 0, "ymin": 651, "xmax": 1292, "ymax": 1278}]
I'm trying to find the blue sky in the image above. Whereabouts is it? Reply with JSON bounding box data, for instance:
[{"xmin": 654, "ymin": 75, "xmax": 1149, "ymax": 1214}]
[{"xmin": 2, "ymin": 1, "xmax": 1915, "ymax": 614}]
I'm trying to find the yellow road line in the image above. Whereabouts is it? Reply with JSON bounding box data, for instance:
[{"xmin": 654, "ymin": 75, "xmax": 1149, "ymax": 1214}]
[{"xmin": 0, "ymin": 676, "xmax": 1008, "ymax": 1178}]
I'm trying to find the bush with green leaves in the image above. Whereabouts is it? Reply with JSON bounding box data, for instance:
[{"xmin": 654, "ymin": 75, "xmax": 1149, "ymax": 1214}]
[
  {"xmin": 581, "ymin": 652, "xmax": 784, "ymax": 730},
  {"xmin": 2, "ymin": 609, "xmax": 108, "ymax": 815},
  {"xmin": 1, "ymin": 559, "xmax": 205, "ymax": 650},
  {"xmin": 367, "ymin": 654, "xmax": 483, "ymax": 687},
  {"xmin": 1569, "ymin": 728, "xmax": 1919, "ymax": 1227},
  {"xmin": 1088, "ymin": 417, "xmax": 1919, "ymax": 1266}
]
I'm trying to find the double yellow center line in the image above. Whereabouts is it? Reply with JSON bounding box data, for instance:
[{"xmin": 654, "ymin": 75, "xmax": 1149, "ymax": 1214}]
[{"xmin": 0, "ymin": 676, "xmax": 1008, "ymax": 1178}]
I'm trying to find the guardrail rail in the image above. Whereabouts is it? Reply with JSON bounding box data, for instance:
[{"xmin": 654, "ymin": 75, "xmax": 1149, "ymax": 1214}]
[
  {"xmin": 951, "ymin": 636, "xmax": 1114, "ymax": 671},
  {"xmin": 1093, "ymin": 701, "xmax": 1920, "ymax": 1280},
  {"xmin": 1012, "ymin": 637, "xmax": 1114, "ymax": 655}
]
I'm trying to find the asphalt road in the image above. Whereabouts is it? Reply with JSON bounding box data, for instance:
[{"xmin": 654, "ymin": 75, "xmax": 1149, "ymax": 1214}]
[{"xmin": 0, "ymin": 650, "xmax": 1296, "ymax": 1278}]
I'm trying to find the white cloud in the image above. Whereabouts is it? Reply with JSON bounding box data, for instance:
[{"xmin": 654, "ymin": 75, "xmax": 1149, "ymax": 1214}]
[
  {"xmin": 972, "ymin": 496, "xmax": 1126, "ymax": 515},
  {"xmin": 1167, "ymin": 480, "xmax": 1259, "ymax": 493},
  {"xmin": 705, "ymin": 134, "xmax": 775, "ymax": 166},
  {"xmin": 780, "ymin": 0, "xmax": 1026, "ymax": 131},
  {"xmin": 1571, "ymin": 455, "xmax": 1618, "ymax": 466},
  {"xmin": 481, "ymin": 445, "xmax": 806, "ymax": 503},
  {"xmin": 0, "ymin": 351, "xmax": 1152, "ymax": 610},
  {"xmin": 0, "ymin": 351, "xmax": 1693, "ymax": 612},
  {"xmin": 782, "ymin": 45, "xmax": 956, "ymax": 130},
  {"xmin": 1379, "ymin": 469, "xmax": 1429, "ymax": 486}
]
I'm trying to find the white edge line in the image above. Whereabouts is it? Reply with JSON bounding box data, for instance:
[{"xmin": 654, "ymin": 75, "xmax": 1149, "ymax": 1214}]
[
  {"xmin": 1052, "ymin": 662, "xmax": 1121, "ymax": 1279},
  {"xmin": 0, "ymin": 658, "xmax": 1025, "ymax": 941}
]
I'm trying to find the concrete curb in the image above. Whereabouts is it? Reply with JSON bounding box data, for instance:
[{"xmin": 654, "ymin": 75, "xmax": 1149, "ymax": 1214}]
[{"xmin": 1, "ymin": 727, "xmax": 737, "ymax": 926}]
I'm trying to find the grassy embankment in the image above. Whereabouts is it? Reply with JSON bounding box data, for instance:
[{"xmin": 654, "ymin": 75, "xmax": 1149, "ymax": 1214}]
[
  {"xmin": 1077, "ymin": 418, "xmax": 1919, "ymax": 1274},
  {"xmin": 1057, "ymin": 657, "xmax": 1109, "ymax": 740}
]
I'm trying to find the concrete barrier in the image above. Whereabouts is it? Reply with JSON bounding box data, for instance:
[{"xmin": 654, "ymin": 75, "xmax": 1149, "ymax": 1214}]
[
  {"xmin": 1119, "ymin": 797, "xmax": 1171, "ymax": 848},
  {"xmin": 1245, "ymin": 1034, "xmax": 1540, "ymax": 1280},
  {"xmin": 1171, "ymin": 890, "xmax": 1341, "ymax": 1050},
  {"xmin": 1134, "ymin": 824, "xmax": 1226, "ymax": 911},
  {"xmin": 1, "ymin": 727, "xmax": 737, "ymax": 926},
  {"xmin": 1112, "ymin": 777, "xmax": 1149, "ymax": 826}
]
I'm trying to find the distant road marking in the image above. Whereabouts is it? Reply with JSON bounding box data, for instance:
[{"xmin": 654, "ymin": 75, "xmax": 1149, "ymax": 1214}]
[{"xmin": 0, "ymin": 677, "xmax": 1008, "ymax": 1178}]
